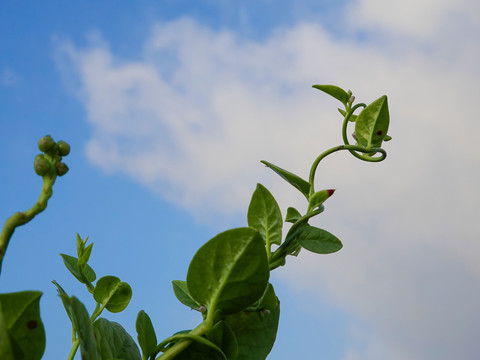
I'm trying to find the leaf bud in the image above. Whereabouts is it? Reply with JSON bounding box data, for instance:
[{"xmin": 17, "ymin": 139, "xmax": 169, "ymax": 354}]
[
  {"xmin": 34, "ymin": 154, "xmax": 52, "ymax": 176},
  {"xmin": 57, "ymin": 141, "xmax": 71, "ymax": 156},
  {"xmin": 38, "ymin": 135, "xmax": 55, "ymax": 153},
  {"xmin": 349, "ymin": 95, "xmax": 355, "ymax": 103},
  {"xmin": 56, "ymin": 162, "xmax": 69, "ymax": 176}
]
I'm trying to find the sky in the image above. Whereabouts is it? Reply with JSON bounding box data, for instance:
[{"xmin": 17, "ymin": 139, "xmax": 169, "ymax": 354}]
[{"xmin": 1, "ymin": 0, "xmax": 480, "ymax": 359}]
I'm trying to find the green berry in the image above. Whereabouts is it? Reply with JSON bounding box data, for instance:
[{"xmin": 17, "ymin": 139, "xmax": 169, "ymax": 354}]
[
  {"xmin": 56, "ymin": 162, "xmax": 69, "ymax": 176},
  {"xmin": 34, "ymin": 154, "xmax": 51, "ymax": 176},
  {"xmin": 38, "ymin": 135, "xmax": 55, "ymax": 153},
  {"xmin": 57, "ymin": 141, "xmax": 71, "ymax": 156}
]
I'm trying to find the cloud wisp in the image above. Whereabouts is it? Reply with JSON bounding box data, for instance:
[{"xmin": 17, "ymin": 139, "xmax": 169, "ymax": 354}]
[{"xmin": 56, "ymin": 3, "xmax": 480, "ymax": 358}]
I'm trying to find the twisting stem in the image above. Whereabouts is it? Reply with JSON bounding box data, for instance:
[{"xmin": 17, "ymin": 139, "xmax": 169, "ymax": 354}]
[
  {"xmin": 308, "ymin": 103, "xmax": 386, "ymax": 195},
  {"xmin": 0, "ymin": 175, "xmax": 56, "ymax": 273}
]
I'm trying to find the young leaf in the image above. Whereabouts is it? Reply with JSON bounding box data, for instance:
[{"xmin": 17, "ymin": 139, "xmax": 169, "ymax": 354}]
[
  {"xmin": 93, "ymin": 276, "xmax": 132, "ymax": 313},
  {"xmin": 0, "ymin": 291, "xmax": 46, "ymax": 360},
  {"xmin": 260, "ymin": 160, "xmax": 310, "ymax": 199},
  {"xmin": 172, "ymin": 280, "xmax": 201, "ymax": 309},
  {"xmin": 187, "ymin": 228, "xmax": 269, "ymax": 314},
  {"xmin": 93, "ymin": 318, "xmax": 141, "ymax": 360},
  {"xmin": 313, "ymin": 85, "xmax": 350, "ymax": 105},
  {"xmin": 136, "ymin": 310, "xmax": 158, "ymax": 360},
  {"xmin": 355, "ymin": 95, "xmax": 390, "ymax": 149},
  {"xmin": 248, "ymin": 184, "xmax": 283, "ymax": 249},
  {"xmin": 296, "ymin": 224, "xmax": 343, "ymax": 254},
  {"xmin": 338, "ymin": 108, "xmax": 357, "ymax": 122},
  {"xmin": 60, "ymin": 253, "xmax": 96, "ymax": 284},
  {"xmin": 308, "ymin": 189, "xmax": 335, "ymax": 211},
  {"xmin": 225, "ymin": 284, "xmax": 280, "ymax": 360},
  {"xmin": 285, "ymin": 207, "xmax": 302, "ymax": 223}
]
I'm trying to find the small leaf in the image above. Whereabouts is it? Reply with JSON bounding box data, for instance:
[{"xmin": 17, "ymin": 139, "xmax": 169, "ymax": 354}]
[
  {"xmin": 338, "ymin": 108, "xmax": 357, "ymax": 122},
  {"xmin": 296, "ymin": 225, "xmax": 343, "ymax": 254},
  {"xmin": 248, "ymin": 184, "xmax": 283, "ymax": 249},
  {"xmin": 172, "ymin": 280, "xmax": 201, "ymax": 309},
  {"xmin": 355, "ymin": 95, "xmax": 390, "ymax": 149},
  {"xmin": 313, "ymin": 85, "xmax": 350, "ymax": 105},
  {"xmin": 93, "ymin": 318, "xmax": 141, "ymax": 360},
  {"xmin": 60, "ymin": 253, "xmax": 96, "ymax": 284},
  {"xmin": 308, "ymin": 189, "xmax": 335, "ymax": 211},
  {"xmin": 136, "ymin": 310, "xmax": 157, "ymax": 360},
  {"xmin": 93, "ymin": 276, "xmax": 132, "ymax": 313},
  {"xmin": 78, "ymin": 242, "xmax": 94, "ymax": 273},
  {"xmin": 0, "ymin": 291, "xmax": 46, "ymax": 360},
  {"xmin": 187, "ymin": 228, "xmax": 269, "ymax": 314},
  {"xmin": 285, "ymin": 207, "xmax": 302, "ymax": 223},
  {"xmin": 260, "ymin": 160, "xmax": 310, "ymax": 199}
]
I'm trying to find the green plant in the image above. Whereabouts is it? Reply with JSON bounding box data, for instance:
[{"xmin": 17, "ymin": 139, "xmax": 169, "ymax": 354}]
[{"xmin": 0, "ymin": 84, "xmax": 391, "ymax": 359}]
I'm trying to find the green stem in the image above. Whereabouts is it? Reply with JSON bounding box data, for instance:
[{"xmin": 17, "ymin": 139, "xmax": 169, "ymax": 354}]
[
  {"xmin": 66, "ymin": 339, "xmax": 80, "ymax": 360},
  {"xmin": 0, "ymin": 175, "xmax": 56, "ymax": 274},
  {"xmin": 155, "ymin": 321, "xmax": 210, "ymax": 360}
]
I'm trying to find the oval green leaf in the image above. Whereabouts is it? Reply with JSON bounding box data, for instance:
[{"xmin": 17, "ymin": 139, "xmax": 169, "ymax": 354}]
[
  {"xmin": 0, "ymin": 291, "xmax": 45, "ymax": 360},
  {"xmin": 60, "ymin": 253, "xmax": 96, "ymax": 284},
  {"xmin": 248, "ymin": 184, "xmax": 283, "ymax": 248},
  {"xmin": 93, "ymin": 276, "xmax": 132, "ymax": 313},
  {"xmin": 136, "ymin": 310, "xmax": 157, "ymax": 359},
  {"xmin": 296, "ymin": 225, "xmax": 343, "ymax": 254},
  {"xmin": 313, "ymin": 85, "xmax": 350, "ymax": 105},
  {"xmin": 187, "ymin": 228, "xmax": 269, "ymax": 314},
  {"xmin": 260, "ymin": 160, "xmax": 310, "ymax": 199},
  {"xmin": 172, "ymin": 280, "xmax": 200, "ymax": 309},
  {"xmin": 355, "ymin": 95, "xmax": 390, "ymax": 149},
  {"xmin": 93, "ymin": 318, "xmax": 141, "ymax": 360}
]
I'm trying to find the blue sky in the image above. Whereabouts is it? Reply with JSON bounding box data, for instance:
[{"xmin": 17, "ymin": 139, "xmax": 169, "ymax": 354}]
[{"xmin": 1, "ymin": 1, "xmax": 480, "ymax": 359}]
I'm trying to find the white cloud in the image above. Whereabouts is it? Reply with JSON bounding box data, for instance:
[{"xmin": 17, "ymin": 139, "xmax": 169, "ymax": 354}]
[{"xmin": 56, "ymin": 2, "xmax": 480, "ymax": 358}]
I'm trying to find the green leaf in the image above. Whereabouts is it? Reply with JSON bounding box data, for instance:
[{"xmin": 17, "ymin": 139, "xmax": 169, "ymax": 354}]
[
  {"xmin": 338, "ymin": 108, "xmax": 357, "ymax": 122},
  {"xmin": 0, "ymin": 291, "xmax": 45, "ymax": 360},
  {"xmin": 285, "ymin": 207, "xmax": 302, "ymax": 223},
  {"xmin": 172, "ymin": 280, "xmax": 201, "ymax": 309},
  {"xmin": 93, "ymin": 276, "xmax": 132, "ymax": 313},
  {"xmin": 260, "ymin": 160, "xmax": 310, "ymax": 199},
  {"xmin": 313, "ymin": 85, "xmax": 350, "ymax": 105},
  {"xmin": 136, "ymin": 310, "xmax": 157, "ymax": 360},
  {"xmin": 355, "ymin": 95, "xmax": 390, "ymax": 149},
  {"xmin": 225, "ymin": 284, "xmax": 280, "ymax": 360},
  {"xmin": 296, "ymin": 224, "xmax": 343, "ymax": 254},
  {"xmin": 93, "ymin": 318, "xmax": 141, "ymax": 360},
  {"xmin": 60, "ymin": 253, "xmax": 96, "ymax": 284},
  {"xmin": 308, "ymin": 189, "xmax": 335, "ymax": 211},
  {"xmin": 247, "ymin": 184, "xmax": 283, "ymax": 249},
  {"xmin": 0, "ymin": 304, "xmax": 15, "ymax": 360},
  {"xmin": 67, "ymin": 296, "xmax": 99, "ymax": 360},
  {"xmin": 187, "ymin": 228, "xmax": 270, "ymax": 314},
  {"xmin": 78, "ymin": 242, "xmax": 94, "ymax": 273}
]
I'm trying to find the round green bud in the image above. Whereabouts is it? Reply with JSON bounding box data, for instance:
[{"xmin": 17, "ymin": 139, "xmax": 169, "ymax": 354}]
[
  {"xmin": 38, "ymin": 135, "xmax": 55, "ymax": 153},
  {"xmin": 34, "ymin": 154, "xmax": 52, "ymax": 176},
  {"xmin": 57, "ymin": 141, "xmax": 71, "ymax": 156},
  {"xmin": 56, "ymin": 162, "xmax": 69, "ymax": 176}
]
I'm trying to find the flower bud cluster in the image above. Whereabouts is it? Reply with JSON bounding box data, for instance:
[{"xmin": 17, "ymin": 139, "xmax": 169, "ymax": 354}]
[{"xmin": 34, "ymin": 135, "xmax": 70, "ymax": 177}]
